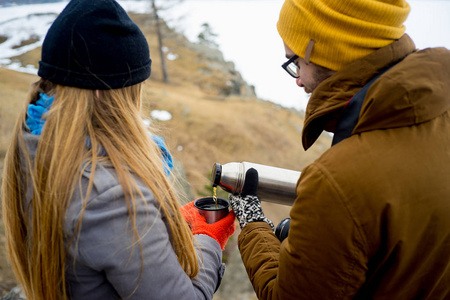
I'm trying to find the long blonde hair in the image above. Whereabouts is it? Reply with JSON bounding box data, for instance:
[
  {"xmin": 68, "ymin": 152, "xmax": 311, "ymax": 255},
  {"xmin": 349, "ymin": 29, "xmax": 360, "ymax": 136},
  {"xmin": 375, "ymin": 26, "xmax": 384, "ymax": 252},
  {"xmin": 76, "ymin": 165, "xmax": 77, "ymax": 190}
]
[{"xmin": 1, "ymin": 79, "xmax": 198, "ymax": 300}]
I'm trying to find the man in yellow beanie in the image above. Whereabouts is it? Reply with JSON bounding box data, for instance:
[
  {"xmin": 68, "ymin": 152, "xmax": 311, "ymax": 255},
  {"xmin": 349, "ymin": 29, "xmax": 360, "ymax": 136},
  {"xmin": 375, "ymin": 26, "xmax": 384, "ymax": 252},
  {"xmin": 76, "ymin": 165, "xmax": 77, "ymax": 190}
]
[{"xmin": 228, "ymin": 0, "xmax": 450, "ymax": 299}]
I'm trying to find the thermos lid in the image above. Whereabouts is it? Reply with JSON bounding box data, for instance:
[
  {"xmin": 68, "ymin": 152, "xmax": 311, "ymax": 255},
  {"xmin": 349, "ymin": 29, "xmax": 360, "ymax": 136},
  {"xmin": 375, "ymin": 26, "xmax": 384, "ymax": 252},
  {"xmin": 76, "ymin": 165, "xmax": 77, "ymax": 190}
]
[{"xmin": 211, "ymin": 163, "xmax": 222, "ymax": 187}]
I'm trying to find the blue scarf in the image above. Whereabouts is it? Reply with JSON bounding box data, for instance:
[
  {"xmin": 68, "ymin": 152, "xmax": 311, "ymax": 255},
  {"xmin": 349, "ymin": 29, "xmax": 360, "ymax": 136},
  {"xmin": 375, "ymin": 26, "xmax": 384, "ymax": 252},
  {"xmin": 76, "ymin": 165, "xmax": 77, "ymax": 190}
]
[
  {"xmin": 26, "ymin": 93, "xmax": 173, "ymax": 175},
  {"xmin": 26, "ymin": 93, "xmax": 54, "ymax": 135}
]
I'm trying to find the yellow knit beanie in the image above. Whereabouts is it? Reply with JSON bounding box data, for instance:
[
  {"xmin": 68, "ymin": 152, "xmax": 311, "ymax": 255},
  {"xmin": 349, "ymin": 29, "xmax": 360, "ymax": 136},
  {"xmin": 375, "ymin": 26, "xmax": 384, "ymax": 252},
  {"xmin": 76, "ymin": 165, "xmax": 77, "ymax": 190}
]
[{"xmin": 277, "ymin": 0, "xmax": 410, "ymax": 71}]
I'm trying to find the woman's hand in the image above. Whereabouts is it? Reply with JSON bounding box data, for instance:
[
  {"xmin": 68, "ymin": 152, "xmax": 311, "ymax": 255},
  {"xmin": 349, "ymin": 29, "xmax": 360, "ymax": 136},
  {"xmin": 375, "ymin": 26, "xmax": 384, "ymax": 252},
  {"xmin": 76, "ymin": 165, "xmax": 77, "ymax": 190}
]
[{"xmin": 180, "ymin": 201, "xmax": 236, "ymax": 250}]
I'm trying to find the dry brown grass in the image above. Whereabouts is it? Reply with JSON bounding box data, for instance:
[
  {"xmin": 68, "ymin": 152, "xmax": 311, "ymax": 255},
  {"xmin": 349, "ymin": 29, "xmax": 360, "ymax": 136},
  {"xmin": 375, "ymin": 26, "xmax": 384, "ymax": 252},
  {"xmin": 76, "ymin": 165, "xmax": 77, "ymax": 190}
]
[
  {"xmin": 0, "ymin": 69, "xmax": 38, "ymax": 158},
  {"xmin": 140, "ymin": 78, "xmax": 331, "ymax": 225}
]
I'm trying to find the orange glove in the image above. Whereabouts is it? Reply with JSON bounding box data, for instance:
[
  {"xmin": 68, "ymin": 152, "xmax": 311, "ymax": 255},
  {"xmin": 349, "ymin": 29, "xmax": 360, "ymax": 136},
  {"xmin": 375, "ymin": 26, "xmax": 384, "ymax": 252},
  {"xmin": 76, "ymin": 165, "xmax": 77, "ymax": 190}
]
[{"xmin": 180, "ymin": 201, "xmax": 236, "ymax": 250}]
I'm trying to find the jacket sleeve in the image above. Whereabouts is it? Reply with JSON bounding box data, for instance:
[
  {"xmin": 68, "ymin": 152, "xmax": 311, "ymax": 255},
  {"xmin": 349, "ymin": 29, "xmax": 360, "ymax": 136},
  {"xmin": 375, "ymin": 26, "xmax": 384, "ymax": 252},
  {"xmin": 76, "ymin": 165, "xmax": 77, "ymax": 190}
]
[
  {"xmin": 69, "ymin": 183, "xmax": 222, "ymax": 300},
  {"xmin": 238, "ymin": 163, "xmax": 368, "ymax": 300}
]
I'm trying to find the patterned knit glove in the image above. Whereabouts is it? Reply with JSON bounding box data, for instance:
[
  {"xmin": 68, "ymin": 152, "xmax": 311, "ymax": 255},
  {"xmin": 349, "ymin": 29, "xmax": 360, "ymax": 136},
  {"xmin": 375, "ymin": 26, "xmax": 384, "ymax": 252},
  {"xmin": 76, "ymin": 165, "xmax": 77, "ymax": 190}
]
[{"xmin": 229, "ymin": 168, "xmax": 275, "ymax": 230}]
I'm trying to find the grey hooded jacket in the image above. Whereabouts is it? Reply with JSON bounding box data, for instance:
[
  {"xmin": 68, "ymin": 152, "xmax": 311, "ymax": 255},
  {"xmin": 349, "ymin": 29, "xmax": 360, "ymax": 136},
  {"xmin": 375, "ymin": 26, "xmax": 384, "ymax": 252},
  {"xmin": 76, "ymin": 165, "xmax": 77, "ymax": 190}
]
[{"xmin": 23, "ymin": 132, "xmax": 223, "ymax": 300}]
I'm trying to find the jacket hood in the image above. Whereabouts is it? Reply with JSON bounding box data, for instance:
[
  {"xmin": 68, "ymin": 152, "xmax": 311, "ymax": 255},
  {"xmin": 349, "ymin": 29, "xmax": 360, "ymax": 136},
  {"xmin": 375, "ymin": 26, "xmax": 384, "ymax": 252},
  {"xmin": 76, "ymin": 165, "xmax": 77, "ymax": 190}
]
[
  {"xmin": 301, "ymin": 34, "xmax": 450, "ymax": 150},
  {"xmin": 355, "ymin": 46, "xmax": 450, "ymax": 135}
]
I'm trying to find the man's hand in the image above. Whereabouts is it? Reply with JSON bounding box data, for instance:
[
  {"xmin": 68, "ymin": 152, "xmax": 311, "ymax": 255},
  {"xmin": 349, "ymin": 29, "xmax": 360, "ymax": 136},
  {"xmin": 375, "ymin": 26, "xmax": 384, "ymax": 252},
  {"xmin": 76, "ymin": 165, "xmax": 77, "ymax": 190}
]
[{"xmin": 229, "ymin": 168, "xmax": 274, "ymax": 230}]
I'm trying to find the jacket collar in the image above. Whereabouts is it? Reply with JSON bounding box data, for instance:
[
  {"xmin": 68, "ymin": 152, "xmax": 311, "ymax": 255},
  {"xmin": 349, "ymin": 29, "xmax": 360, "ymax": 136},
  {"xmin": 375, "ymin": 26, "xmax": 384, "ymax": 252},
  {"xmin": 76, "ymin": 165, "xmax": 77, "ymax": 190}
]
[{"xmin": 302, "ymin": 34, "xmax": 416, "ymax": 150}]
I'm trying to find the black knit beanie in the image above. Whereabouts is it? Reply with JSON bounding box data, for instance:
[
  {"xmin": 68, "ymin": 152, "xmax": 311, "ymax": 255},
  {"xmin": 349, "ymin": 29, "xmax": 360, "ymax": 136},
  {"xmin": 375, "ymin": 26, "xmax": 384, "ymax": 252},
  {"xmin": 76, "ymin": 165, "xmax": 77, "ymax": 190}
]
[{"xmin": 38, "ymin": 0, "xmax": 151, "ymax": 90}]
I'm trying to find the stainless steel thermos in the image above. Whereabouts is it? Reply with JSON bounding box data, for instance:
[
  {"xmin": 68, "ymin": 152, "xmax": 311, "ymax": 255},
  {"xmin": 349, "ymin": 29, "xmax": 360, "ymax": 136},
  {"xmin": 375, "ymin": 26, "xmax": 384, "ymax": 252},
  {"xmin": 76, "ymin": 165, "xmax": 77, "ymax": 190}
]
[{"xmin": 211, "ymin": 161, "xmax": 301, "ymax": 206}]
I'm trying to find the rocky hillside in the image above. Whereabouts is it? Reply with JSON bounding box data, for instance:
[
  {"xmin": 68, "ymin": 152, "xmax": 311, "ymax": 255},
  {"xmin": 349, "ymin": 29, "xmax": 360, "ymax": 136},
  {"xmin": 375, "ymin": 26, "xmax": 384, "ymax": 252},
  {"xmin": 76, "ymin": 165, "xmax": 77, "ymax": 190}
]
[{"xmin": 0, "ymin": 11, "xmax": 332, "ymax": 299}]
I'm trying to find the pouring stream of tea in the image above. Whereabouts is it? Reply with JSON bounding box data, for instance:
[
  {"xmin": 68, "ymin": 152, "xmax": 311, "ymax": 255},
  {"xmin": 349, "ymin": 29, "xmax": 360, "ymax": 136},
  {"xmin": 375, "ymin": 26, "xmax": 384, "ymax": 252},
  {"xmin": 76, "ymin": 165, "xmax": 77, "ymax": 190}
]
[{"xmin": 213, "ymin": 186, "xmax": 218, "ymax": 209}]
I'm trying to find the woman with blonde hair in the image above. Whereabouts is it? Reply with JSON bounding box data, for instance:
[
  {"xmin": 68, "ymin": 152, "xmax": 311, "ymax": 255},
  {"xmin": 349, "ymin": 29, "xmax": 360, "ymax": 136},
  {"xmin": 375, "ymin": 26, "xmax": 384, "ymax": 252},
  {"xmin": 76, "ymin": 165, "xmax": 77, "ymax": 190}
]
[{"xmin": 1, "ymin": 0, "xmax": 236, "ymax": 299}]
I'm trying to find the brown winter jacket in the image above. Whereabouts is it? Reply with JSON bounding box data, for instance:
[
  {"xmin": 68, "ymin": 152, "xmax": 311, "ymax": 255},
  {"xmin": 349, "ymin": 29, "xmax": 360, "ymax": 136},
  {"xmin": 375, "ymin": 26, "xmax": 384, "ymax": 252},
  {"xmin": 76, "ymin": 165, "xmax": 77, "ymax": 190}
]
[{"xmin": 238, "ymin": 34, "xmax": 450, "ymax": 299}]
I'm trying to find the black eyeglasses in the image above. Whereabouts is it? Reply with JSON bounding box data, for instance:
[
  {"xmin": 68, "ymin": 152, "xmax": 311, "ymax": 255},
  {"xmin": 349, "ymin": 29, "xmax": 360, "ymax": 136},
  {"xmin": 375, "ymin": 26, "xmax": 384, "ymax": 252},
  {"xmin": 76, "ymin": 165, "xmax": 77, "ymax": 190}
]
[{"xmin": 282, "ymin": 55, "xmax": 299, "ymax": 78}]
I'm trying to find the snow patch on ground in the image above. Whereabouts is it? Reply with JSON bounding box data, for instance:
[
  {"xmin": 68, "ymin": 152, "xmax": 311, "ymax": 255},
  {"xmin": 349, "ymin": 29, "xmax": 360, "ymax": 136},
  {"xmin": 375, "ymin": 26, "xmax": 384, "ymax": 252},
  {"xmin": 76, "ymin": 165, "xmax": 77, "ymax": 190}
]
[{"xmin": 151, "ymin": 110, "xmax": 172, "ymax": 121}]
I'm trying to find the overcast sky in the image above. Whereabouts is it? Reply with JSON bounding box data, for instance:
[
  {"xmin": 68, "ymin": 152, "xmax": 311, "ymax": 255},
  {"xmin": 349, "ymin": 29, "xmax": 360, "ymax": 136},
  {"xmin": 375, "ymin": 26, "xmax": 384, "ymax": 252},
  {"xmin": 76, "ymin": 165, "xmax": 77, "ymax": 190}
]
[{"xmin": 162, "ymin": 0, "xmax": 450, "ymax": 111}]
